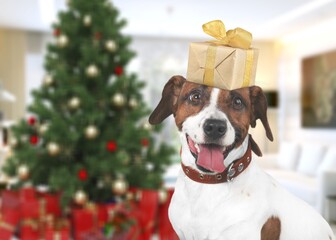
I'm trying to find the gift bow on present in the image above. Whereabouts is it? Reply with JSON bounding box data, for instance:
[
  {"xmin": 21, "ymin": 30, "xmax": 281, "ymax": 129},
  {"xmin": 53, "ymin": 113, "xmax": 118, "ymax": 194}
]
[
  {"xmin": 202, "ymin": 20, "xmax": 252, "ymax": 49},
  {"xmin": 196, "ymin": 20, "xmax": 255, "ymax": 88}
]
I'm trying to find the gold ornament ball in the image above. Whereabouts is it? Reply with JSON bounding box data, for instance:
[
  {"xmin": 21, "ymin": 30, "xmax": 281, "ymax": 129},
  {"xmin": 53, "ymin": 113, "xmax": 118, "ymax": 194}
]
[
  {"xmin": 39, "ymin": 123, "xmax": 49, "ymax": 134},
  {"xmin": 129, "ymin": 98, "xmax": 138, "ymax": 108},
  {"xmin": 43, "ymin": 75, "xmax": 53, "ymax": 86},
  {"xmin": 112, "ymin": 178, "xmax": 129, "ymax": 195},
  {"xmin": 112, "ymin": 93, "xmax": 126, "ymax": 107},
  {"xmin": 105, "ymin": 40, "xmax": 117, "ymax": 52},
  {"xmin": 86, "ymin": 64, "xmax": 99, "ymax": 78},
  {"xmin": 74, "ymin": 190, "xmax": 87, "ymax": 205},
  {"xmin": 83, "ymin": 15, "xmax": 92, "ymax": 26},
  {"xmin": 143, "ymin": 121, "xmax": 152, "ymax": 131},
  {"xmin": 85, "ymin": 125, "xmax": 99, "ymax": 139},
  {"xmin": 68, "ymin": 97, "xmax": 81, "ymax": 110},
  {"xmin": 57, "ymin": 34, "xmax": 69, "ymax": 48},
  {"xmin": 158, "ymin": 188, "xmax": 169, "ymax": 204},
  {"xmin": 17, "ymin": 164, "xmax": 29, "ymax": 180},
  {"xmin": 47, "ymin": 142, "xmax": 60, "ymax": 156}
]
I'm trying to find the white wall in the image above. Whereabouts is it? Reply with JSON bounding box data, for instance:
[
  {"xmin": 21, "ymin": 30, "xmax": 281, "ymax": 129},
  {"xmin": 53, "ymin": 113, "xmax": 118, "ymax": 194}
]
[{"xmin": 277, "ymin": 17, "xmax": 336, "ymax": 145}]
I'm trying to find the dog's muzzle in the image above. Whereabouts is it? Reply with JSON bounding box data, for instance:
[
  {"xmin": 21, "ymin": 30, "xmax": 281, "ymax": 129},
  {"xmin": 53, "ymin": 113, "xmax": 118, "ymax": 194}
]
[{"xmin": 203, "ymin": 119, "xmax": 227, "ymax": 140}]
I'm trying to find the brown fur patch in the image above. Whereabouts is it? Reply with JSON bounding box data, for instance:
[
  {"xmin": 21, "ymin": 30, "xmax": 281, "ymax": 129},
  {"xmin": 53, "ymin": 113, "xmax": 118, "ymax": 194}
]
[
  {"xmin": 217, "ymin": 88, "xmax": 252, "ymax": 147},
  {"xmin": 174, "ymin": 83, "xmax": 211, "ymax": 130},
  {"xmin": 261, "ymin": 217, "xmax": 281, "ymax": 240}
]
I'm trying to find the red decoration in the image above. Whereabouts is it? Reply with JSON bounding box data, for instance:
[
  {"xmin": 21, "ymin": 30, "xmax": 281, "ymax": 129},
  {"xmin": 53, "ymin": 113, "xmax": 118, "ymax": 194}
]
[
  {"xmin": 78, "ymin": 169, "xmax": 88, "ymax": 181},
  {"xmin": 94, "ymin": 32, "xmax": 102, "ymax": 40},
  {"xmin": 30, "ymin": 135, "xmax": 39, "ymax": 145},
  {"xmin": 114, "ymin": 66, "xmax": 123, "ymax": 76},
  {"xmin": 45, "ymin": 221, "xmax": 70, "ymax": 240},
  {"xmin": 53, "ymin": 28, "xmax": 61, "ymax": 37},
  {"xmin": 106, "ymin": 140, "xmax": 118, "ymax": 152},
  {"xmin": 71, "ymin": 204, "xmax": 112, "ymax": 240},
  {"xmin": 141, "ymin": 138, "xmax": 149, "ymax": 147},
  {"xmin": 28, "ymin": 117, "xmax": 36, "ymax": 126}
]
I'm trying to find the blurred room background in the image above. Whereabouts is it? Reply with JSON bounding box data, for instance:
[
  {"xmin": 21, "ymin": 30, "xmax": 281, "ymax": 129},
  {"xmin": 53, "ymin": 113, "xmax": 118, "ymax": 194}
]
[
  {"xmin": 1, "ymin": 0, "xmax": 336, "ymax": 155},
  {"xmin": 1, "ymin": 0, "xmax": 336, "ymax": 234}
]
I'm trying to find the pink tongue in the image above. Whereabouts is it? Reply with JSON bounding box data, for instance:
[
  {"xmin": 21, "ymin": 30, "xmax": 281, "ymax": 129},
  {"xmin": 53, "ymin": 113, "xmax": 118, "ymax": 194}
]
[{"xmin": 197, "ymin": 144, "xmax": 225, "ymax": 173}]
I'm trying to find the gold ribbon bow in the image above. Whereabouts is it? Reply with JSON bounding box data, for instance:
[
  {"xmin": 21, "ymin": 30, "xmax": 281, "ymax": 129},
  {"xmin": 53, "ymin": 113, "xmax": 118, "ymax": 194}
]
[{"xmin": 202, "ymin": 20, "xmax": 252, "ymax": 49}]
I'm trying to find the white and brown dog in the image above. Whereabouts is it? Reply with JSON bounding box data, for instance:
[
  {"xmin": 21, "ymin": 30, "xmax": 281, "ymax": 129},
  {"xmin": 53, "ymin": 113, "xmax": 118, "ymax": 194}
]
[{"xmin": 149, "ymin": 75, "xmax": 335, "ymax": 240}]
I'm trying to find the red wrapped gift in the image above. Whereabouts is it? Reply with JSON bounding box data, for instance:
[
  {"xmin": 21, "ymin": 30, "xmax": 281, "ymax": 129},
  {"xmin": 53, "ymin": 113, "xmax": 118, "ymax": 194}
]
[
  {"xmin": 80, "ymin": 229, "xmax": 138, "ymax": 240},
  {"xmin": 71, "ymin": 203, "xmax": 108, "ymax": 240},
  {"xmin": 0, "ymin": 190, "xmax": 22, "ymax": 239},
  {"xmin": 20, "ymin": 187, "xmax": 36, "ymax": 200},
  {"xmin": 130, "ymin": 189, "xmax": 158, "ymax": 240},
  {"xmin": 0, "ymin": 214, "xmax": 17, "ymax": 240},
  {"xmin": 105, "ymin": 203, "xmax": 140, "ymax": 240},
  {"xmin": 42, "ymin": 192, "xmax": 62, "ymax": 217},
  {"xmin": 1, "ymin": 190, "xmax": 21, "ymax": 211},
  {"xmin": 20, "ymin": 219, "xmax": 40, "ymax": 240},
  {"xmin": 158, "ymin": 189, "xmax": 178, "ymax": 240},
  {"xmin": 20, "ymin": 189, "xmax": 61, "ymax": 219},
  {"xmin": 45, "ymin": 219, "xmax": 70, "ymax": 240}
]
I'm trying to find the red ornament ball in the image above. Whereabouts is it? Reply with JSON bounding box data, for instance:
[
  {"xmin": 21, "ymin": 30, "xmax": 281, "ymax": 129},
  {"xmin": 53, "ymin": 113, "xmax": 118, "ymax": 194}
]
[
  {"xmin": 78, "ymin": 169, "xmax": 88, "ymax": 181},
  {"xmin": 114, "ymin": 66, "xmax": 123, "ymax": 76},
  {"xmin": 28, "ymin": 117, "xmax": 36, "ymax": 126},
  {"xmin": 141, "ymin": 138, "xmax": 149, "ymax": 147},
  {"xmin": 30, "ymin": 135, "xmax": 39, "ymax": 145},
  {"xmin": 53, "ymin": 28, "xmax": 61, "ymax": 37},
  {"xmin": 106, "ymin": 140, "xmax": 118, "ymax": 152}
]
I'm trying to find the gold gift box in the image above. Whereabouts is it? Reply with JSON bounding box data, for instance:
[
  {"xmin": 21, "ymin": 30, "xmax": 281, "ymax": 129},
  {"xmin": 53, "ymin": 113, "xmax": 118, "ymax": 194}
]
[{"xmin": 186, "ymin": 42, "xmax": 259, "ymax": 90}]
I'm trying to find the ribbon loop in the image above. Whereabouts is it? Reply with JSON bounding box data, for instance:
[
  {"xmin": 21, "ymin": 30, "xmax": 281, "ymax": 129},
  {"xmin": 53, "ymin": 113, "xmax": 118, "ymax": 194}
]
[{"xmin": 202, "ymin": 20, "xmax": 252, "ymax": 49}]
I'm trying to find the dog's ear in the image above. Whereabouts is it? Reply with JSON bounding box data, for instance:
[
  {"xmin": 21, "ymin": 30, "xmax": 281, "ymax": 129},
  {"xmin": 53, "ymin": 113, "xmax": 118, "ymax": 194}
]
[
  {"xmin": 149, "ymin": 75, "xmax": 186, "ymax": 125},
  {"xmin": 249, "ymin": 134, "xmax": 262, "ymax": 156},
  {"xmin": 249, "ymin": 86, "xmax": 274, "ymax": 142}
]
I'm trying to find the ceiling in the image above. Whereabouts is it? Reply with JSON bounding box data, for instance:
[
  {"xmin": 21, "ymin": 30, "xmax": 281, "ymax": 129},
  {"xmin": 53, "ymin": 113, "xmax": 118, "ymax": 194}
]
[{"xmin": 0, "ymin": 0, "xmax": 336, "ymax": 40}]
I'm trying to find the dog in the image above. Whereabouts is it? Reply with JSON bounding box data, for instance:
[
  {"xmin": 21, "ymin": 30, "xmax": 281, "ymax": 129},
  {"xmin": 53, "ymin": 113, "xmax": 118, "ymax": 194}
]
[{"xmin": 149, "ymin": 75, "xmax": 335, "ymax": 240}]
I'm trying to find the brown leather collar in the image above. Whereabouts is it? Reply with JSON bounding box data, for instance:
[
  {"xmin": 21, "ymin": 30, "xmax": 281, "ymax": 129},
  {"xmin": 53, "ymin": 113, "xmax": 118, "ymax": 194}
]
[{"xmin": 181, "ymin": 142, "xmax": 252, "ymax": 184}]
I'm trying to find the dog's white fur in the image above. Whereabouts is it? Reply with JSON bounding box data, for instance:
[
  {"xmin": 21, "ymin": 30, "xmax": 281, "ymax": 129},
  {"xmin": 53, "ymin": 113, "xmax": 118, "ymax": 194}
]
[{"xmin": 168, "ymin": 88, "xmax": 335, "ymax": 240}]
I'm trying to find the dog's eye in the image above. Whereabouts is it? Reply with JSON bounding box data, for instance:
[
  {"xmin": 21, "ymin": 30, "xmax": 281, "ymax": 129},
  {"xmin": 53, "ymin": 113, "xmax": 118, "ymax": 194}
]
[
  {"xmin": 232, "ymin": 96, "xmax": 244, "ymax": 110},
  {"xmin": 189, "ymin": 92, "xmax": 202, "ymax": 104}
]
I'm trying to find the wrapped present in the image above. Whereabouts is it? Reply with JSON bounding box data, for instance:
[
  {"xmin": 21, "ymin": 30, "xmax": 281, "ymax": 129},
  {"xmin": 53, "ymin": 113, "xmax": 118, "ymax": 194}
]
[
  {"xmin": 45, "ymin": 219, "xmax": 70, "ymax": 240},
  {"xmin": 20, "ymin": 187, "xmax": 36, "ymax": 200},
  {"xmin": 186, "ymin": 20, "xmax": 258, "ymax": 90},
  {"xmin": 129, "ymin": 189, "xmax": 158, "ymax": 240},
  {"xmin": 42, "ymin": 192, "xmax": 62, "ymax": 217},
  {"xmin": 20, "ymin": 219, "xmax": 40, "ymax": 240},
  {"xmin": 105, "ymin": 203, "xmax": 139, "ymax": 240},
  {"xmin": 0, "ymin": 213, "xmax": 17, "ymax": 240},
  {"xmin": 158, "ymin": 189, "xmax": 178, "ymax": 240},
  {"xmin": 21, "ymin": 188, "xmax": 61, "ymax": 219},
  {"xmin": 1, "ymin": 190, "xmax": 21, "ymax": 213},
  {"xmin": 0, "ymin": 190, "xmax": 22, "ymax": 239},
  {"xmin": 71, "ymin": 203, "xmax": 109, "ymax": 240}
]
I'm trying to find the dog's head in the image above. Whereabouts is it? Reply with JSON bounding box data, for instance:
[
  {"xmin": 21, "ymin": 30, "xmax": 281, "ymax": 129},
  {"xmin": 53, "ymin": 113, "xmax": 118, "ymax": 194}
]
[{"xmin": 149, "ymin": 75, "xmax": 273, "ymax": 173}]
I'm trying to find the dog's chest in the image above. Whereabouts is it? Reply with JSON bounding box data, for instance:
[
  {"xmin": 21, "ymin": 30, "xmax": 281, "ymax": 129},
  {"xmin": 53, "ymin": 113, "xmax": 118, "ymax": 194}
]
[{"xmin": 169, "ymin": 166, "xmax": 268, "ymax": 239}]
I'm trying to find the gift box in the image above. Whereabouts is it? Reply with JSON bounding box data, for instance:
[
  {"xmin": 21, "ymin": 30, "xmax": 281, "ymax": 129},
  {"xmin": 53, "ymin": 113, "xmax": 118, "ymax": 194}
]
[
  {"xmin": 130, "ymin": 189, "xmax": 158, "ymax": 240},
  {"xmin": 158, "ymin": 189, "xmax": 178, "ymax": 240},
  {"xmin": 0, "ymin": 190, "xmax": 22, "ymax": 239},
  {"xmin": 71, "ymin": 203, "xmax": 109, "ymax": 240},
  {"xmin": 1, "ymin": 190, "xmax": 21, "ymax": 213},
  {"xmin": 0, "ymin": 213, "xmax": 17, "ymax": 240},
  {"xmin": 20, "ymin": 188, "xmax": 62, "ymax": 219},
  {"xmin": 45, "ymin": 219, "xmax": 70, "ymax": 240},
  {"xmin": 20, "ymin": 219, "xmax": 40, "ymax": 240},
  {"xmin": 186, "ymin": 20, "xmax": 258, "ymax": 90}
]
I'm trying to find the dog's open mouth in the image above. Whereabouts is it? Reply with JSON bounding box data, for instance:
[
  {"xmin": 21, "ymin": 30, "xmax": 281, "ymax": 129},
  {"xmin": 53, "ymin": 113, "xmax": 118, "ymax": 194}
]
[{"xmin": 187, "ymin": 135, "xmax": 234, "ymax": 173}]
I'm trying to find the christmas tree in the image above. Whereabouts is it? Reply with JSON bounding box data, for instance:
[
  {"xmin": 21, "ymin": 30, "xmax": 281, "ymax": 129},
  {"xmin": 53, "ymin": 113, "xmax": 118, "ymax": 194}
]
[{"xmin": 3, "ymin": 0, "xmax": 174, "ymax": 208}]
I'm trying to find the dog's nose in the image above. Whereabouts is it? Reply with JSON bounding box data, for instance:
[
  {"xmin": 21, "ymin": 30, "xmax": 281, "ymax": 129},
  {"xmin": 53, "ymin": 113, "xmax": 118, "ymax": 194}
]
[{"xmin": 203, "ymin": 119, "xmax": 227, "ymax": 139}]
